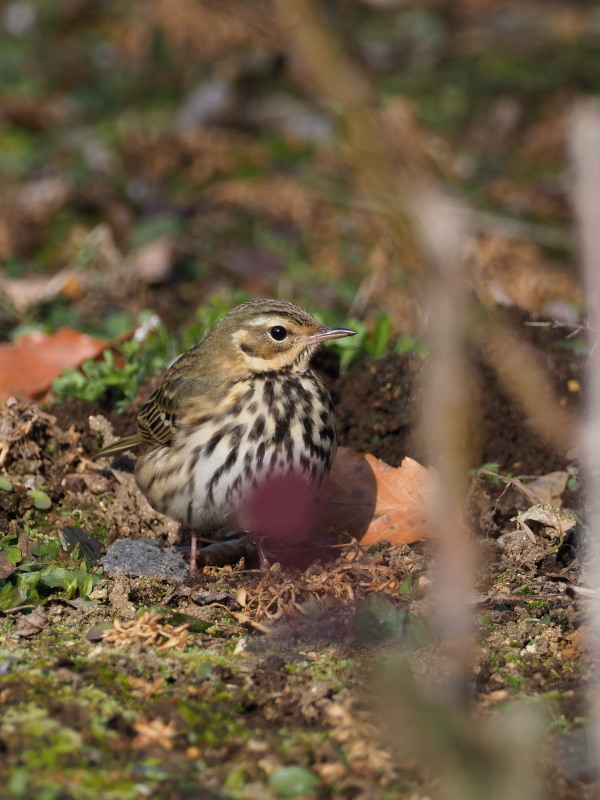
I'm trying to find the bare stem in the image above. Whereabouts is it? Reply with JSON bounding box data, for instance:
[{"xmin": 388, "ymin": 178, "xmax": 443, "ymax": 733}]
[{"xmin": 569, "ymin": 98, "xmax": 600, "ymax": 768}]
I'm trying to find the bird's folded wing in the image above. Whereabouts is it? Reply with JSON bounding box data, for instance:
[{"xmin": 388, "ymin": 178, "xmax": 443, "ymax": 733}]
[{"xmin": 137, "ymin": 375, "xmax": 210, "ymax": 446}]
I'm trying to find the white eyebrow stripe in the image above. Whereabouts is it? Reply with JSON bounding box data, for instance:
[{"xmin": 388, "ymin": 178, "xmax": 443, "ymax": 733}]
[{"xmin": 249, "ymin": 316, "xmax": 286, "ymax": 326}]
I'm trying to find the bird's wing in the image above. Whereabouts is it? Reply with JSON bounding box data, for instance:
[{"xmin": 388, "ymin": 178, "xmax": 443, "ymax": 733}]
[{"xmin": 137, "ymin": 374, "xmax": 209, "ymax": 446}]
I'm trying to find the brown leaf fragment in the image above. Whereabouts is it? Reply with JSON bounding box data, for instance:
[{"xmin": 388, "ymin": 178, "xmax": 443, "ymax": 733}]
[
  {"xmin": 14, "ymin": 605, "xmax": 47, "ymax": 638},
  {"xmin": 101, "ymin": 611, "xmax": 190, "ymax": 651},
  {"xmin": 522, "ymin": 471, "xmax": 569, "ymax": 507},
  {"xmin": 0, "ymin": 327, "xmax": 108, "ymax": 401},
  {"xmin": 0, "ymin": 552, "xmax": 16, "ymax": 579},
  {"xmin": 132, "ymin": 717, "xmax": 177, "ymax": 750},
  {"xmin": 322, "ymin": 447, "xmax": 437, "ymax": 545}
]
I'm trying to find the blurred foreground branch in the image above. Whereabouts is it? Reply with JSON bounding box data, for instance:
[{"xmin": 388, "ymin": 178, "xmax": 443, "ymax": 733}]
[{"xmin": 569, "ymin": 98, "xmax": 600, "ymax": 778}]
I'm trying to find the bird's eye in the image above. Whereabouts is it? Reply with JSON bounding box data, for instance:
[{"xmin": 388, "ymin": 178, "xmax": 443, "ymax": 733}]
[{"xmin": 269, "ymin": 325, "xmax": 288, "ymax": 342}]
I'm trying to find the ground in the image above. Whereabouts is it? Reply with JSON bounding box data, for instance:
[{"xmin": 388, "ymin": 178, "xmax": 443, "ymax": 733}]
[
  {"xmin": 0, "ymin": 1, "xmax": 595, "ymax": 797},
  {"xmin": 0, "ymin": 313, "xmax": 591, "ymax": 800}
]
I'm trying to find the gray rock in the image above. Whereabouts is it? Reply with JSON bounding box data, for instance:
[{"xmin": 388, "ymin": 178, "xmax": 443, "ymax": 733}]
[{"xmin": 101, "ymin": 538, "xmax": 187, "ymax": 581}]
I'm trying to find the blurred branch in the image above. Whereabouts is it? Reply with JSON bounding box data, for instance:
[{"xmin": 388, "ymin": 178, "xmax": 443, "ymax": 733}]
[
  {"xmin": 416, "ymin": 192, "xmax": 478, "ymax": 695},
  {"xmin": 569, "ymin": 98, "xmax": 600, "ymax": 772}
]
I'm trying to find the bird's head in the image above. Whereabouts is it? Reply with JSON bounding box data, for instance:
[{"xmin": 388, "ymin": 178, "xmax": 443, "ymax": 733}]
[{"xmin": 207, "ymin": 300, "xmax": 356, "ymax": 375}]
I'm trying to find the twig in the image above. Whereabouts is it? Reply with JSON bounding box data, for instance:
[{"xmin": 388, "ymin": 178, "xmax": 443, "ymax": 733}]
[{"xmin": 569, "ymin": 98, "xmax": 600, "ymax": 771}]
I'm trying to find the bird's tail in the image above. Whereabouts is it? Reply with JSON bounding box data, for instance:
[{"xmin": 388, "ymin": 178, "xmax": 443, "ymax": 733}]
[{"xmin": 94, "ymin": 433, "xmax": 143, "ymax": 459}]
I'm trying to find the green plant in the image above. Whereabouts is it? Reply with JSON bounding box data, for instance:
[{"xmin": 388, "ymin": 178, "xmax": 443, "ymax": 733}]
[
  {"xmin": 0, "ymin": 530, "xmax": 102, "ymax": 610},
  {"xmin": 51, "ymin": 296, "xmax": 249, "ymax": 412},
  {"xmin": 51, "ymin": 319, "xmax": 173, "ymax": 412}
]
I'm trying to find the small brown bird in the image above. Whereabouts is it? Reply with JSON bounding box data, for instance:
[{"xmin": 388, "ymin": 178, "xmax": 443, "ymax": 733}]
[{"xmin": 96, "ymin": 300, "xmax": 356, "ymax": 575}]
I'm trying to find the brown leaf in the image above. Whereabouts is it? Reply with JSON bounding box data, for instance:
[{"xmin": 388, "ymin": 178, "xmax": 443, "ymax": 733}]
[
  {"xmin": 14, "ymin": 606, "xmax": 47, "ymax": 638},
  {"xmin": 522, "ymin": 471, "xmax": 569, "ymax": 507},
  {"xmin": 0, "ymin": 552, "xmax": 16, "ymax": 579},
  {"xmin": 322, "ymin": 447, "xmax": 436, "ymax": 545},
  {"xmin": 0, "ymin": 265, "xmax": 80, "ymax": 313},
  {"xmin": 132, "ymin": 717, "xmax": 177, "ymax": 750},
  {"xmin": 0, "ymin": 327, "xmax": 108, "ymax": 401}
]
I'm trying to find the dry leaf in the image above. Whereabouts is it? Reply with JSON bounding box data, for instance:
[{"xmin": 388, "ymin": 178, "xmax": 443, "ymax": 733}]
[
  {"xmin": 322, "ymin": 447, "xmax": 436, "ymax": 545},
  {"xmin": 514, "ymin": 504, "xmax": 577, "ymax": 542},
  {"xmin": 0, "ymin": 327, "xmax": 108, "ymax": 401},
  {"xmin": 522, "ymin": 471, "xmax": 569, "ymax": 507},
  {"xmin": 0, "ymin": 552, "xmax": 16, "ymax": 579},
  {"xmin": 0, "ymin": 266, "xmax": 81, "ymax": 313},
  {"xmin": 14, "ymin": 606, "xmax": 47, "ymax": 638},
  {"xmin": 132, "ymin": 717, "xmax": 177, "ymax": 750}
]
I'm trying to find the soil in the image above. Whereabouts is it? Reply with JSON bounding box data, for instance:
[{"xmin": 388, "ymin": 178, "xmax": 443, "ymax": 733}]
[{"xmin": 0, "ymin": 313, "xmax": 592, "ymax": 800}]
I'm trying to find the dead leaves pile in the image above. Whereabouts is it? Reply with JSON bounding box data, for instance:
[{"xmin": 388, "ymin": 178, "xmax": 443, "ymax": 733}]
[
  {"xmin": 101, "ymin": 611, "xmax": 190, "ymax": 651},
  {"xmin": 238, "ymin": 543, "xmax": 420, "ymax": 623}
]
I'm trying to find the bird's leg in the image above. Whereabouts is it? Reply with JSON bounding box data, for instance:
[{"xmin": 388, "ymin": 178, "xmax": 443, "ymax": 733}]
[
  {"xmin": 188, "ymin": 528, "xmax": 199, "ymax": 579},
  {"xmin": 243, "ymin": 531, "xmax": 271, "ymax": 570}
]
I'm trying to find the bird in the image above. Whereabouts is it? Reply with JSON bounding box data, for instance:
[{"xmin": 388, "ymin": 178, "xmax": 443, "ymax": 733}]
[{"xmin": 96, "ymin": 299, "xmax": 356, "ymax": 576}]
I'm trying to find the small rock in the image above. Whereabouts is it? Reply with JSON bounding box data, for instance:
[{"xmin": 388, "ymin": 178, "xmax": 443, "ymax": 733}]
[{"xmin": 101, "ymin": 537, "xmax": 187, "ymax": 581}]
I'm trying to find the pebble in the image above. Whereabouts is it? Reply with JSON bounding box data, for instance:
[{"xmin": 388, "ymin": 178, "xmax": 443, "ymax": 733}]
[{"xmin": 100, "ymin": 538, "xmax": 187, "ymax": 581}]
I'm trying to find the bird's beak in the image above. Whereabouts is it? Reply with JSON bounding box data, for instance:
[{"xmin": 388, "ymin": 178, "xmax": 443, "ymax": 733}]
[{"xmin": 308, "ymin": 325, "xmax": 357, "ymax": 343}]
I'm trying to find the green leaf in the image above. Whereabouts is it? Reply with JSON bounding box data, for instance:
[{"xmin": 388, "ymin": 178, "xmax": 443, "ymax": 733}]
[
  {"xmin": 4, "ymin": 546, "xmax": 23, "ymax": 566},
  {"xmin": 0, "ymin": 582, "xmax": 26, "ymax": 610},
  {"xmin": 268, "ymin": 766, "xmax": 321, "ymax": 798},
  {"xmin": 26, "ymin": 489, "xmax": 52, "ymax": 510},
  {"xmin": 39, "ymin": 565, "xmax": 74, "ymax": 588},
  {"xmin": 367, "ymin": 314, "xmax": 392, "ymax": 358},
  {"xmin": 0, "ymin": 476, "xmax": 13, "ymax": 492}
]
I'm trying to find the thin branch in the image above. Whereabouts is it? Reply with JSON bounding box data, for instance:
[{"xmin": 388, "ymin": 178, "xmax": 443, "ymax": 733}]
[{"xmin": 569, "ymin": 98, "xmax": 600, "ymax": 772}]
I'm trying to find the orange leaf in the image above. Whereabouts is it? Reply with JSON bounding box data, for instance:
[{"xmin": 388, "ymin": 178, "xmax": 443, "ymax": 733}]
[
  {"xmin": 0, "ymin": 327, "xmax": 109, "ymax": 402},
  {"xmin": 321, "ymin": 447, "xmax": 437, "ymax": 545}
]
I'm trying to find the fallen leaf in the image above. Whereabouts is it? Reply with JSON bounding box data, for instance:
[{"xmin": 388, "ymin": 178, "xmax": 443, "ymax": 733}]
[
  {"xmin": 514, "ymin": 504, "xmax": 577, "ymax": 542},
  {"xmin": 132, "ymin": 717, "xmax": 177, "ymax": 750},
  {"xmin": 522, "ymin": 471, "xmax": 569, "ymax": 507},
  {"xmin": 0, "ymin": 265, "xmax": 81, "ymax": 313},
  {"xmin": 14, "ymin": 606, "xmax": 47, "ymax": 638},
  {"xmin": 0, "ymin": 552, "xmax": 16, "ymax": 579},
  {"xmin": 322, "ymin": 448, "xmax": 436, "ymax": 545},
  {"xmin": 0, "ymin": 327, "xmax": 108, "ymax": 401}
]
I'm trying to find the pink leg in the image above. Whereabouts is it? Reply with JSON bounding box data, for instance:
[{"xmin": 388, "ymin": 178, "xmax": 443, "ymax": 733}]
[
  {"xmin": 188, "ymin": 529, "xmax": 198, "ymax": 579},
  {"xmin": 251, "ymin": 534, "xmax": 271, "ymax": 571}
]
